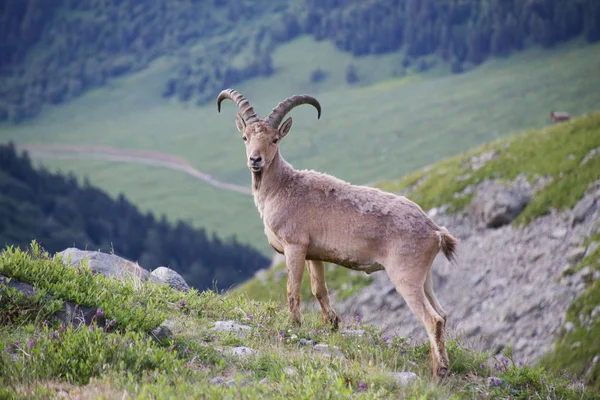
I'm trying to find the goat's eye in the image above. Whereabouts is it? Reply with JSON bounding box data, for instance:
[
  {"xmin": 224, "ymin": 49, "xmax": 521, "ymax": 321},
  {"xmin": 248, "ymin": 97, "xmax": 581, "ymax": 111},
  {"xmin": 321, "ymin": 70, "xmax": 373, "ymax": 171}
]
[
  {"xmin": 242, "ymin": 136, "xmax": 248, "ymax": 142},
  {"xmin": 272, "ymin": 138, "xmax": 279, "ymax": 144}
]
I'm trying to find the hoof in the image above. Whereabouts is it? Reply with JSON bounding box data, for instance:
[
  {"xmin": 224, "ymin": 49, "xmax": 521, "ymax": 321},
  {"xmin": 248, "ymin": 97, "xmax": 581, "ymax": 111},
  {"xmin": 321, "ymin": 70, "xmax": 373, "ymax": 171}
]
[
  {"xmin": 329, "ymin": 314, "xmax": 340, "ymax": 330},
  {"xmin": 435, "ymin": 367, "xmax": 449, "ymax": 380}
]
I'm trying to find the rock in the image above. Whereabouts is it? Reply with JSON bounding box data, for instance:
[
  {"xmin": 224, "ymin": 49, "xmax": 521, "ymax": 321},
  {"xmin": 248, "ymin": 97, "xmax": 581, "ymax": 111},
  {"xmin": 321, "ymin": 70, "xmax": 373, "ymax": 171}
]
[
  {"xmin": 1, "ymin": 275, "xmax": 105, "ymax": 328},
  {"xmin": 210, "ymin": 377, "xmax": 224, "ymax": 385},
  {"xmin": 58, "ymin": 248, "xmax": 161, "ymax": 283},
  {"xmin": 151, "ymin": 267, "xmax": 190, "ymax": 292},
  {"xmin": 469, "ymin": 181, "xmax": 532, "ymax": 228},
  {"xmin": 227, "ymin": 346, "xmax": 254, "ymax": 356},
  {"xmin": 563, "ymin": 321, "xmax": 576, "ymax": 334},
  {"xmin": 341, "ymin": 329, "xmax": 365, "ymax": 337},
  {"xmin": 213, "ymin": 320, "xmax": 251, "ymax": 336},
  {"xmin": 571, "ymin": 195, "xmax": 597, "ymax": 226},
  {"xmin": 259, "ymin": 377, "xmax": 268, "ymax": 385},
  {"xmin": 566, "ymin": 247, "xmax": 587, "ymax": 264},
  {"xmin": 590, "ymin": 306, "xmax": 600, "ymax": 319},
  {"xmin": 284, "ymin": 367, "xmax": 296, "ymax": 376},
  {"xmin": 299, "ymin": 338, "xmax": 314, "ymax": 346},
  {"xmin": 389, "ymin": 372, "xmax": 419, "ymax": 386},
  {"xmin": 551, "ymin": 228, "xmax": 568, "ymax": 239},
  {"xmin": 150, "ymin": 323, "xmax": 173, "ymax": 340},
  {"xmin": 313, "ymin": 343, "xmax": 344, "ymax": 357}
]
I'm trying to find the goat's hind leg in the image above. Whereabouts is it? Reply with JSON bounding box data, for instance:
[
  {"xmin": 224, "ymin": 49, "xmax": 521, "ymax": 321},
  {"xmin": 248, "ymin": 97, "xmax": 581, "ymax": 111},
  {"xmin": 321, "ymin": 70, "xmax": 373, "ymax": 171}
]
[
  {"xmin": 307, "ymin": 260, "xmax": 340, "ymax": 330},
  {"xmin": 386, "ymin": 259, "xmax": 449, "ymax": 380},
  {"xmin": 424, "ymin": 268, "xmax": 447, "ymax": 323}
]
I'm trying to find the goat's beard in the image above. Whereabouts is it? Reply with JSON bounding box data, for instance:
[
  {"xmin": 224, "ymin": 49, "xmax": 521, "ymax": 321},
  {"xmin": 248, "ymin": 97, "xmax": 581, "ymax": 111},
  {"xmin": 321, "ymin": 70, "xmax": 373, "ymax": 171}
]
[{"xmin": 252, "ymin": 170, "xmax": 262, "ymax": 191}]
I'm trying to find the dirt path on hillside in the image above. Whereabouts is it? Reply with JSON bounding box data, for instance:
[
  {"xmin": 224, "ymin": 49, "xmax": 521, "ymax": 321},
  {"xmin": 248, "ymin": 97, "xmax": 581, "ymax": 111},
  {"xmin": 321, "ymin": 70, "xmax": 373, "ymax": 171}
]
[{"xmin": 17, "ymin": 144, "xmax": 252, "ymax": 196}]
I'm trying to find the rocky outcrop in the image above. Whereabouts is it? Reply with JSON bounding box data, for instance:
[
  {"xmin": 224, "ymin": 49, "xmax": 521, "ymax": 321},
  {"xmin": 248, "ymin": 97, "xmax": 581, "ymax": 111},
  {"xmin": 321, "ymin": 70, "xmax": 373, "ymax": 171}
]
[
  {"xmin": 335, "ymin": 189, "xmax": 600, "ymax": 365},
  {"xmin": 469, "ymin": 176, "xmax": 533, "ymax": 228}
]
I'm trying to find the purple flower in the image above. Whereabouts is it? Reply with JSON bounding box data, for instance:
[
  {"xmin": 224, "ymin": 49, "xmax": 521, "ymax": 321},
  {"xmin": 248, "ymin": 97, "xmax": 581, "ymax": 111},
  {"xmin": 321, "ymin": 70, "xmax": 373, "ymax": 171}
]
[
  {"xmin": 185, "ymin": 347, "xmax": 191, "ymax": 354},
  {"xmin": 4, "ymin": 345, "xmax": 12, "ymax": 353},
  {"xmin": 540, "ymin": 377, "xmax": 547, "ymax": 384},
  {"xmin": 382, "ymin": 335, "xmax": 390, "ymax": 343},
  {"xmin": 246, "ymin": 313, "xmax": 254, "ymax": 321},
  {"xmin": 359, "ymin": 381, "xmax": 367, "ymax": 391},
  {"xmin": 109, "ymin": 319, "xmax": 117, "ymax": 326},
  {"xmin": 51, "ymin": 331, "xmax": 57, "ymax": 340},
  {"xmin": 28, "ymin": 340, "xmax": 35, "ymax": 349},
  {"xmin": 480, "ymin": 362, "xmax": 486, "ymax": 369},
  {"xmin": 13, "ymin": 341, "xmax": 19, "ymax": 347},
  {"xmin": 59, "ymin": 324, "xmax": 67, "ymax": 332},
  {"xmin": 89, "ymin": 324, "xmax": 96, "ymax": 331},
  {"xmin": 179, "ymin": 300, "xmax": 186, "ymax": 308},
  {"xmin": 279, "ymin": 331, "xmax": 285, "ymax": 339},
  {"xmin": 96, "ymin": 308, "xmax": 103, "ymax": 317}
]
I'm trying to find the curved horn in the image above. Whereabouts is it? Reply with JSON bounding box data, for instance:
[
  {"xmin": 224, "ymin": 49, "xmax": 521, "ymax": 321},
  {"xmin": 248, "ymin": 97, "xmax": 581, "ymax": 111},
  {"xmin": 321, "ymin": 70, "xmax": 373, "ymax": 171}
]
[
  {"xmin": 265, "ymin": 95, "xmax": 321, "ymax": 128},
  {"xmin": 216, "ymin": 88, "xmax": 260, "ymax": 125}
]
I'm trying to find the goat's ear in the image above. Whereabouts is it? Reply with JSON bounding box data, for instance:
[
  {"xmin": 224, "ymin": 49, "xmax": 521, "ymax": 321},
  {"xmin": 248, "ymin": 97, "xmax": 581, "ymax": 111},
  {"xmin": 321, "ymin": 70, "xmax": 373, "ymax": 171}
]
[
  {"xmin": 235, "ymin": 113, "xmax": 246, "ymax": 133},
  {"xmin": 279, "ymin": 117, "xmax": 293, "ymax": 139}
]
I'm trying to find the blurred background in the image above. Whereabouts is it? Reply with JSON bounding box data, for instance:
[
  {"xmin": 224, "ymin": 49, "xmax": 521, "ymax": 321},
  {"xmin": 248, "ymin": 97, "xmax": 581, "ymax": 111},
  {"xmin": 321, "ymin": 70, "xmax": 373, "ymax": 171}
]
[{"xmin": 1, "ymin": 0, "xmax": 600, "ymax": 291}]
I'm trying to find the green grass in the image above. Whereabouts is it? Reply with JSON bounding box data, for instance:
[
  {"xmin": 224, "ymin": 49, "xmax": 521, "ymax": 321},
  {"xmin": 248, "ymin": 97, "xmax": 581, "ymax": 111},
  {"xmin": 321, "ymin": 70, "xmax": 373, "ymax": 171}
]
[
  {"xmin": 1, "ymin": 38, "xmax": 600, "ymax": 252},
  {"xmin": 378, "ymin": 110, "xmax": 600, "ymax": 223},
  {"xmin": 231, "ymin": 261, "xmax": 372, "ymax": 305},
  {"xmin": 1, "ymin": 243, "xmax": 597, "ymax": 399}
]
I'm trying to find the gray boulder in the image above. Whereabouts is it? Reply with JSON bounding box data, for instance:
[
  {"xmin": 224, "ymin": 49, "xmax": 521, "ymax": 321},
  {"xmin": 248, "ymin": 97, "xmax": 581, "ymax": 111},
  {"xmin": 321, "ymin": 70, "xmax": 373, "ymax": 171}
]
[
  {"xmin": 470, "ymin": 180, "xmax": 532, "ymax": 228},
  {"xmin": 571, "ymin": 194, "xmax": 597, "ymax": 226},
  {"xmin": 151, "ymin": 267, "xmax": 190, "ymax": 292},
  {"xmin": 58, "ymin": 248, "xmax": 161, "ymax": 283}
]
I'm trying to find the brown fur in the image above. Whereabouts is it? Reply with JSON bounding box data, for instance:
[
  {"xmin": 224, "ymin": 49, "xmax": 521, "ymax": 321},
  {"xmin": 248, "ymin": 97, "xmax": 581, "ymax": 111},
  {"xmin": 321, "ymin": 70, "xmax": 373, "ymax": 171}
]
[{"xmin": 219, "ymin": 94, "xmax": 458, "ymax": 380}]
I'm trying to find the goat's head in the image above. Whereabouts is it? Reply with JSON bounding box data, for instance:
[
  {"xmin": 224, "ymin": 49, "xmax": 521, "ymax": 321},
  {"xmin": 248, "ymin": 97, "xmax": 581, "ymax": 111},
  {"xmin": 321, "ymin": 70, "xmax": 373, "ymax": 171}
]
[{"xmin": 217, "ymin": 88, "xmax": 321, "ymax": 173}]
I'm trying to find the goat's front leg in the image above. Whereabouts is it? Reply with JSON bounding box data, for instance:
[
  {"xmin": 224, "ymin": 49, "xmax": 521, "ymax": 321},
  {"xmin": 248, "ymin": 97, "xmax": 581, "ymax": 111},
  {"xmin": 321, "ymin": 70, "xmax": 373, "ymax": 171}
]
[{"xmin": 284, "ymin": 245, "xmax": 307, "ymax": 325}]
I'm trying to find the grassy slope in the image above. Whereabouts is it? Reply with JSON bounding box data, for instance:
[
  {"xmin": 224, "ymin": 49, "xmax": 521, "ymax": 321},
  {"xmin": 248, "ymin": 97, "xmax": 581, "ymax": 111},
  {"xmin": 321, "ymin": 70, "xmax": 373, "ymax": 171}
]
[
  {"xmin": 1, "ymin": 243, "xmax": 596, "ymax": 399},
  {"xmin": 1, "ymin": 38, "xmax": 600, "ymax": 253}
]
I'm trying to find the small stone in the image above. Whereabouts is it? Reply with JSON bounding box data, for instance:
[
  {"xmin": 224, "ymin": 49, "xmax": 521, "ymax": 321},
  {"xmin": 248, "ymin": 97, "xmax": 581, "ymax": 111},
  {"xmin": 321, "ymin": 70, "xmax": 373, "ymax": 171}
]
[
  {"xmin": 551, "ymin": 228, "xmax": 568, "ymax": 239},
  {"xmin": 228, "ymin": 346, "xmax": 254, "ymax": 356},
  {"xmin": 563, "ymin": 321, "xmax": 576, "ymax": 334},
  {"xmin": 590, "ymin": 306, "xmax": 600, "ymax": 319},
  {"xmin": 151, "ymin": 267, "xmax": 190, "ymax": 292},
  {"xmin": 150, "ymin": 324, "xmax": 173, "ymax": 340},
  {"xmin": 299, "ymin": 338, "xmax": 314, "ymax": 346},
  {"xmin": 389, "ymin": 371, "xmax": 419, "ymax": 386},
  {"xmin": 341, "ymin": 329, "xmax": 365, "ymax": 337},
  {"xmin": 210, "ymin": 377, "xmax": 224, "ymax": 385},
  {"xmin": 259, "ymin": 377, "xmax": 268, "ymax": 385},
  {"xmin": 566, "ymin": 247, "xmax": 587, "ymax": 264},
  {"xmin": 213, "ymin": 321, "xmax": 251, "ymax": 336},
  {"xmin": 284, "ymin": 367, "xmax": 296, "ymax": 376},
  {"xmin": 313, "ymin": 343, "xmax": 343, "ymax": 357},
  {"xmin": 226, "ymin": 379, "xmax": 236, "ymax": 387}
]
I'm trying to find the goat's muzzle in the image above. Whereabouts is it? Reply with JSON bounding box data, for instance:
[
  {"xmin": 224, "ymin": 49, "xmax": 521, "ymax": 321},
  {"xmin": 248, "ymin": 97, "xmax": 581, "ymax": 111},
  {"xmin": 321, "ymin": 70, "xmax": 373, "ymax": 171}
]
[{"xmin": 249, "ymin": 156, "xmax": 263, "ymax": 172}]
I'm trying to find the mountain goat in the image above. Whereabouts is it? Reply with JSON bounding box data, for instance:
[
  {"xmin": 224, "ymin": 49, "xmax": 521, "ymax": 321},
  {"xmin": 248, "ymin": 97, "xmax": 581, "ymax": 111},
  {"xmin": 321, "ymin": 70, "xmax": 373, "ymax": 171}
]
[{"xmin": 217, "ymin": 88, "xmax": 458, "ymax": 379}]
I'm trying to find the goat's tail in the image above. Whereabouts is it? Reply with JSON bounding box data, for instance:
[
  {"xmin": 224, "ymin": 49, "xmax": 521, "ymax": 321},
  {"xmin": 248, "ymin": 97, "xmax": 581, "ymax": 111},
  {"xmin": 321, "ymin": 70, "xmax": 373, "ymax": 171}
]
[{"xmin": 439, "ymin": 226, "xmax": 458, "ymax": 265}]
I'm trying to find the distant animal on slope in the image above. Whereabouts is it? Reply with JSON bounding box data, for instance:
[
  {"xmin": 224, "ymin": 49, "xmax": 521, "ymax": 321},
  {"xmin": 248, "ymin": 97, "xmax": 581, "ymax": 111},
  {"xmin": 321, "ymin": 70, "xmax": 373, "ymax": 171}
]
[
  {"xmin": 216, "ymin": 88, "xmax": 458, "ymax": 380},
  {"xmin": 550, "ymin": 111, "xmax": 571, "ymax": 124}
]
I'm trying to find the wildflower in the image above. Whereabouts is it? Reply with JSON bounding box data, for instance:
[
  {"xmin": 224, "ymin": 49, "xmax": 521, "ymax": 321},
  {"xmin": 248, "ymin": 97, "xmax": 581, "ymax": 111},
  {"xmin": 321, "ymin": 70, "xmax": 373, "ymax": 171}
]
[
  {"xmin": 4, "ymin": 345, "xmax": 12, "ymax": 353},
  {"xmin": 246, "ymin": 313, "xmax": 254, "ymax": 321},
  {"xmin": 108, "ymin": 319, "xmax": 117, "ymax": 327},
  {"xmin": 480, "ymin": 362, "xmax": 486, "ymax": 369},
  {"xmin": 179, "ymin": 300, "xmax": 186, "ymax": 308},
  {"xmin": 51, "ymin": 331, "xmax": 57, "ymax": 340},
  {"xmin": 279, "ymin": 331, "xmax": 285, "ymax": 339},
  {"xmin": 185, "ymin": 347, "xmax": 191, "ymax": 354},
  {"xmin": 540, "ymin": 377, "xmax": 547, "ymax": 384},
  {"xmin": 28, "ymin": 340, "xmax": 35, "ymax": 349},
  {"xmin": 96, "ymin": 308, "xmax": 103, "ymax": 317},
  {"xmin": 359, "ymin": 381, "xmax": 367, "ymax": 391},
  {"xmin": 382, "ymin": 335, "xmax": 390, "ymax": 343},
  {"xmin": 59, "ymin": 324, "xmax": 67, "ymax": 332},
  {"xmin": 13, "ymin": 341, "xmax": 19, "ymax": 347}
]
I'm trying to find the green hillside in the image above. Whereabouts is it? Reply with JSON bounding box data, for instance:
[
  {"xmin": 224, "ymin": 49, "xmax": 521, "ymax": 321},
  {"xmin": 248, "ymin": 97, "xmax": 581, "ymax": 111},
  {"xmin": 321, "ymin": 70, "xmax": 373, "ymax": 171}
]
[
  {"xmin": 1, "ymin": 243, "xmax": 597, "ymax": 399},
  {"xmin": 2, "ymin": 39, "xmax": 599, "ymax": 253}
]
